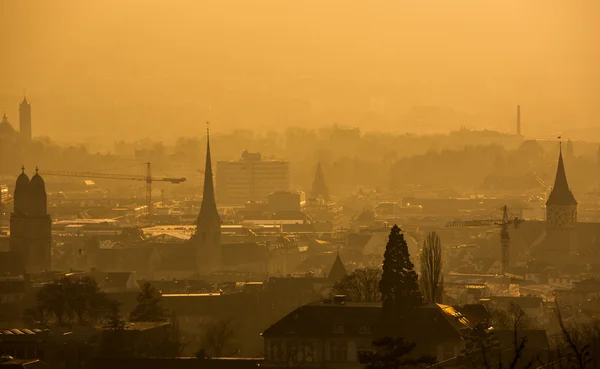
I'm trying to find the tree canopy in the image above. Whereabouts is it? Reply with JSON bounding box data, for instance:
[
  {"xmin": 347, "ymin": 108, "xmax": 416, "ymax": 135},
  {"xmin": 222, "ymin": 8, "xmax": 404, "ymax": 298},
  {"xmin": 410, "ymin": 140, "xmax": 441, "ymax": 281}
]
[
  {"xmin": 419, "ymin": 231, "xmax": 444, "ymax": 304},
  {"xmin": 332, "ymin": 268, "xmax": 382, "ymax": 302},
  {"xmin": 30, "ymin": 276, "xmax": 115, "ymax": 326},
  {"xmin": 129, "ymin": 282, "xmax": 168, "ymax": 322}
]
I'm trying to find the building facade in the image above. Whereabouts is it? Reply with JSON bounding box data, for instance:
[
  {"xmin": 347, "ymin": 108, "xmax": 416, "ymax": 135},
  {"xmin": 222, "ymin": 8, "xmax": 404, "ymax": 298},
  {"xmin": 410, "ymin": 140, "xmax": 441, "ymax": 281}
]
[
  {"xmin": 262, "ymin": 300, "xmax": 472, "ymax": 368},
  {"xmin": 216, "ymin": 151, "xmax": 290, "ymax": 205}
]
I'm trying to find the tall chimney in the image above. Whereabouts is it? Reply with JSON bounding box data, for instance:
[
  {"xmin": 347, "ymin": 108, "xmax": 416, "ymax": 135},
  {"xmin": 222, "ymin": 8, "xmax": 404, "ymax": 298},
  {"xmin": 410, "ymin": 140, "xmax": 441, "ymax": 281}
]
[{"xmin": 517, "ymin": 105, "xmax": 521, "ymax": 136}]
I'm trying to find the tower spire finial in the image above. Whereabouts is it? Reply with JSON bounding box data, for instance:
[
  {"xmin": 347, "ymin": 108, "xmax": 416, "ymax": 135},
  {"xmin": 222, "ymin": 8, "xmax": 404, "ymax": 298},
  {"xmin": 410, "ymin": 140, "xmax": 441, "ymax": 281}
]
[
  {"xmin": 558, "ymin": 135, "xmax": 562, "ymax": 150},
  {"xmin": 21, "ymin": 165, "xmax": 25, "ymax": 174},
  {"xmin": 35, "ymin": 166, "xmax": 39, "ymax": 175}
]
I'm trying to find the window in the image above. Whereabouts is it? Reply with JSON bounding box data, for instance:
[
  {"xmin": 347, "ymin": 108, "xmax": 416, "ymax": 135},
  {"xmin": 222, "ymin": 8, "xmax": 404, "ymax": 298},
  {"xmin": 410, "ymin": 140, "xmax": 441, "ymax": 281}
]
[
  {"xmin": 331, "ymin": 342, "xmax": 348, "ymax": 361},
  {"xmin": 359, "ymin": 325, "xmax": 371, "ymax": 334},
  {"xmin": 333, "ymin": 323, "xmax": 345, "ymax": 334}
]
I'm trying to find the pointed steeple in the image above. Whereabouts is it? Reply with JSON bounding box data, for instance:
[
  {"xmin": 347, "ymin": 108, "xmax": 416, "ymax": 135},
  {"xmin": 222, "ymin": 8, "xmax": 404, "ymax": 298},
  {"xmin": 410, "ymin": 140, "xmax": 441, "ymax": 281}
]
[
  {"xmin": 311, "ymin": 161, "xmax": 329, "ymax": 201},
  {"xmin": 196, "ymin": 124, "xmax": 220, "ymax": 228},
  {"xmin": 546, "ymin": 143, "xmax": 577, "ymax": 206},
  {"xmin": 327, "ymin": 253, "xmax": 347, "ymax": 283}
]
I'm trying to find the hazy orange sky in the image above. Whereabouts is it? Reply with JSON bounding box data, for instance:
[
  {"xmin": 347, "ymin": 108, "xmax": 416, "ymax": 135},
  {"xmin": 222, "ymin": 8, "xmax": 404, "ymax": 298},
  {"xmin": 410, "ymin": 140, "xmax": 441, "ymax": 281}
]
[{"xmin": 1, "ymin": 0, "xmax": 599, "ymax": 142}]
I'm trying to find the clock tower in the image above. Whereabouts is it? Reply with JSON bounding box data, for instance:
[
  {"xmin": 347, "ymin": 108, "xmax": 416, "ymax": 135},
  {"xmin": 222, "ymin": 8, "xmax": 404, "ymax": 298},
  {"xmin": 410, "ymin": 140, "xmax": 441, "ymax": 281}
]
[{"xmin": 545, "ymin": 143, "xmax": 578, "ymax": 254}]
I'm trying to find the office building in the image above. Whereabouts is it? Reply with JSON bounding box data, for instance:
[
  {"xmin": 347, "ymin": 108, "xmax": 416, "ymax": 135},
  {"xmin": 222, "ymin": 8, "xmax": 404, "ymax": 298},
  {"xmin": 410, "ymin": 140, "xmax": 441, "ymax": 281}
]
[{"xmin": 216, "ymin": 150, "xmax": 290, "ymax": 205}]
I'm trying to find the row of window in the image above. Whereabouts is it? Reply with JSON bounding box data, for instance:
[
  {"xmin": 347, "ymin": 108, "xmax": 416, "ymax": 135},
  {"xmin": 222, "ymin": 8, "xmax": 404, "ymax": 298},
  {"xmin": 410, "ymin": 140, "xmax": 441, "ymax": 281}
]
[
  {"xmin": 333, "ymin": 323, "xmax": 371, "ymax": 334},
  {"xmin": 267, "ymin": 341, "xmax": 373, "ymax": 363}
]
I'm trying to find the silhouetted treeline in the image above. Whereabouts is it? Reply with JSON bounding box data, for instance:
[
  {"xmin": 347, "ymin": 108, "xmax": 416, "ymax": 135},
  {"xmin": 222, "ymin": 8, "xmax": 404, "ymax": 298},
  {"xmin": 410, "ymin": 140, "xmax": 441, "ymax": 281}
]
[{"xmin": 2, "ymin": 125, "xmax": 600, "ymax": 197}]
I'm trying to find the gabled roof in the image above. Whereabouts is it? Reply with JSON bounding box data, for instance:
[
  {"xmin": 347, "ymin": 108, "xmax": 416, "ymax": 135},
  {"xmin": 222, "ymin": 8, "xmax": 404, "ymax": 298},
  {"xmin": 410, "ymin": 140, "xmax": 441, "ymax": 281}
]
[
  {"xmin": 327, "ymin": 253, "xmax": 347, "ymax": 283},
  {"xmin": 546, "ymin": 147, "xmax": 577, "ymax": 206},
  {"xmin": 263, "ymin": 301, "xmax": 470, "ymax": 342},
  {"xmin": 454, "ymin": 303, "xmax": 491, "ymax": 325},
  {"xmin": 99, "ymin": 272, "xmax": 134, "ymax": 289}
]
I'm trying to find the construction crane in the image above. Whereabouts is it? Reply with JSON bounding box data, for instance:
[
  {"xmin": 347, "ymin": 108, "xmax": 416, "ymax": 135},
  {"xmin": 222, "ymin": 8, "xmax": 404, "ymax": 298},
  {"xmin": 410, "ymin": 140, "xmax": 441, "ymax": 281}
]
[
  {"xmin": 445, "ymin": 205, "xmax": 523, "ymax": 277},
  {"xmin": 40, "ymin": 163, "xmax": 186, "ymax": 222}
]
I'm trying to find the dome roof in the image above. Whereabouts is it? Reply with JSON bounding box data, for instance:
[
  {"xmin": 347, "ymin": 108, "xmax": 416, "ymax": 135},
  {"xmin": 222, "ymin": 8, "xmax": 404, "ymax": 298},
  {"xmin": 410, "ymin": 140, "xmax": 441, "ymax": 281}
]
[
  {"xmin": 0, "ymin": 114, "xmax": 14, "ymax": 135},
  {"xmin": 28, "ymin": 169, "xmax": 48, "ymax": 216},
  {"xmin": 30, "ymin": 172, "xmax": 46, "ymax": 191},
  {"xmin": 13, "ymin": 168, "xmax": 30, "ymax": 215}
]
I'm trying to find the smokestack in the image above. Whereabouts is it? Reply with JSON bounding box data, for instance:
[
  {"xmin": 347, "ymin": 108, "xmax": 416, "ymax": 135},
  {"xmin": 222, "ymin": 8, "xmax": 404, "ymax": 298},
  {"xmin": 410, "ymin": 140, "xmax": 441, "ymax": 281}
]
[{"xmin": 517, "ymin": 105, "xmax": 521, "ymax": 136}]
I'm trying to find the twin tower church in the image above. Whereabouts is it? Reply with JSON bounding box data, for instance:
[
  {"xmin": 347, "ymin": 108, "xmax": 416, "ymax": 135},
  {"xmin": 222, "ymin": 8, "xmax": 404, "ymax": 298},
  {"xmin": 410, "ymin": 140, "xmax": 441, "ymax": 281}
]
[
  {"xmin": 8, "ymin": 132, "xmax": 222, "ymax": 275},
  {"xmin": 9, "ymin": 167, "xmax": 52, "ymax": 274}
]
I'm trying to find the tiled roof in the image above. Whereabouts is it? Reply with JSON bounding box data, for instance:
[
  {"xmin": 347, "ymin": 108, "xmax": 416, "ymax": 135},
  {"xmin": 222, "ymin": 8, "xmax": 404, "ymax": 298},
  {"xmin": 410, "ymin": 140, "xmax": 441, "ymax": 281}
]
[{"xmin": 263, "ymin": 301, "xmax": 470, "ymax": 342}]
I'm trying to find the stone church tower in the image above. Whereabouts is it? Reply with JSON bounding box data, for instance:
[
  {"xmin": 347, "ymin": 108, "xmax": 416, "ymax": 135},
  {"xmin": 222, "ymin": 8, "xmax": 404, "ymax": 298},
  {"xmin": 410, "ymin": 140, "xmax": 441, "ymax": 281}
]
[
  {"xmin": 9, "ymin": 167, "xmax": 52, "ymax": 273},
  {"xmin": 190, "ymin": 128, "xmax": 221, "ymax": 274},
  {"xmin": 545, "ymin": 143, "xmax": 578, "ymax": 255}
]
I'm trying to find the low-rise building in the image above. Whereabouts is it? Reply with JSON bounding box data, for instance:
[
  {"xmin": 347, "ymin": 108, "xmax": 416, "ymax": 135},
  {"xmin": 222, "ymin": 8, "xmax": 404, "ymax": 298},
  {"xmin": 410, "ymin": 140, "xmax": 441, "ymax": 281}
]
[{"xmin": 262, "ymin": 298, "xmax": 474, "ymax": 367}]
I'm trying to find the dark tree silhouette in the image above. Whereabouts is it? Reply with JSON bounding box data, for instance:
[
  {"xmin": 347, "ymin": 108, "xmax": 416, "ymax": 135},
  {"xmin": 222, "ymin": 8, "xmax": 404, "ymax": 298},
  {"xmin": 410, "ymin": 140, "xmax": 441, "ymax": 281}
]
[
  {"xmin": 462, "ymin": 323, "xmax": 498, "ymax": 369},
  {"xmin": 332, "ymin": 268, "xmax": 382, "ymax": 302},
  {"xmin": 419, "ymin": 231, "xmax": 443, "ymax": 303},
  {"xmin": 198, "ymin": 318, "xmax": 238, "ymax": 357},
  {"xmin": 31, "ymin": 276, "xmax": 114, "ymax": 326},
  {"xmin": 359, "ymin": 337, "xmax": 435, "ymax": 369},
  {"xmin": 129, "ymin": 282, "xmax": 167, "ymax": 322},
  {"xmin": 379, "ymin": 225, "xmax": 422, "ymax": 326}
]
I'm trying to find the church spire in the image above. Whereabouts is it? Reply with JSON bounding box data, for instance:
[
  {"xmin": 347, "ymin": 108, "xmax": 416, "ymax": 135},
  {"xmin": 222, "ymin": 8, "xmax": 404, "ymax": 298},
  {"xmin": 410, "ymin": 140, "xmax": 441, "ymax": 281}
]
[
  {"xmin": 196, "ymin": 123, "xmax": 220, "ymax": 228},
  {"xmin": 312, "ymin": 161, "xmax": 329, "ymax": 202},
  {"xmin": 546, "ymin": 142, "xmax": 577, "ymax": 206}
]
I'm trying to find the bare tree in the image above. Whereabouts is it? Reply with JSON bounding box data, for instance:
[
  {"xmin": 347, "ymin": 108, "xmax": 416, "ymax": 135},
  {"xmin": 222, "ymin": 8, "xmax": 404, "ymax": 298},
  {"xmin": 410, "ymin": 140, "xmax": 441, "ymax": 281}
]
[
  {"xmin": 554, "ymin": 302, "xmax": 590, "ymax": 369},
  {"xmin": 198, "ymin": 318, "xmax": 238, "ymax": 357},
  {"xmin": 419, "ymin": 231, "xmax": 443, "ymax": 303},
  {"xmin": 332, "ymin": 268, "xmax": 382, "ymax": 302},
  {"xmin": 489, "ymin": 303, "xmax": 539, "ymax": 330},
  {"xmin": 507, "ymin": 304, "xmax": 531, "ymax": 369},
  {"xmin": 462, "ymin": 304, "xmax": 539, "ymax": 369}
]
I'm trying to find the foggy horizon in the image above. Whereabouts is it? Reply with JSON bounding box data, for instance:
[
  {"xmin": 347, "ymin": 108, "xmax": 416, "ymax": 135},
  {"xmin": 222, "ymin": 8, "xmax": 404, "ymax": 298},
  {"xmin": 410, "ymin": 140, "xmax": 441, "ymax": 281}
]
[
  {"xmin": 2, "ymin": 0, "xmax": 600, "ymax": 142},
  {"xmin": 4, "ymin": 2, "xmax": 600, "ymax": 368}
]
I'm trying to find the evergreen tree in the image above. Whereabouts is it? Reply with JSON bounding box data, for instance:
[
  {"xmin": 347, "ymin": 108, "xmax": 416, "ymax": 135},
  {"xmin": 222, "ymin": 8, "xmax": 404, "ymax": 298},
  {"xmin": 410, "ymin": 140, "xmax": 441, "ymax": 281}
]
[
  {"xmin": 379, "ymin": 225, "xmax": 422, "ymax": 326},
  {"xmin": 419, "ymin": 232, "xmax": 444, "ymax": 303},
  {"xmin": 129, "ymin": 282, "xmax": 167, "ymax": 322}
]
